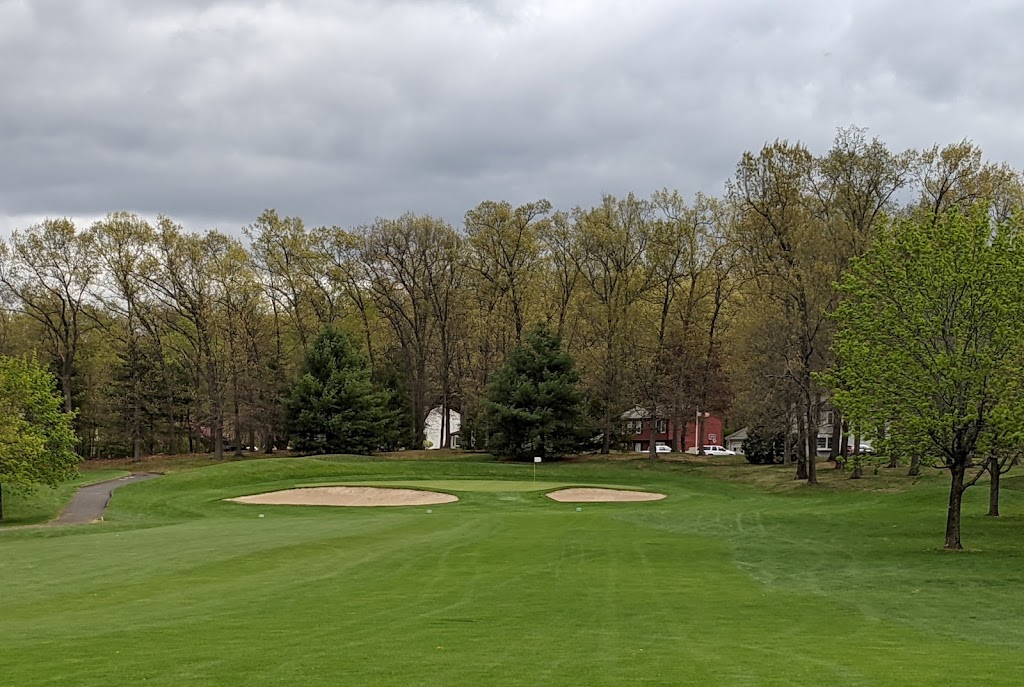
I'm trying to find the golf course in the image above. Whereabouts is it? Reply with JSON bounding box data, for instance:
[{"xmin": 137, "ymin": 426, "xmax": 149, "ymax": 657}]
[{"xmin": 3, "ymin": 454, "xmax": 1023, "ymax": 686}]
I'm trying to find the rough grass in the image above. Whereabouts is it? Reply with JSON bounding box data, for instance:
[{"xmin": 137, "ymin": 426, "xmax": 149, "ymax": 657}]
[
  {"xmin": 0, "ymin": 470, "xmax": 130, "ymax": 527},
  {"xmin": 1, "ymin": 456, "xmax": 1020, "ymax": 686},
  {"xmin": 83, "ymin": 451, "xmax": 304, "ymax": 473}
]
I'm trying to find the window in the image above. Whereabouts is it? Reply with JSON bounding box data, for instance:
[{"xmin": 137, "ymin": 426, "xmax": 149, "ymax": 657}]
[
  {"xmin": 821, "ymin": 410, "xmax": 835, "ymax": 426},
  {"xmin": 656, "ymin": 419, "xmax": 668, "ymax": 434},
  {"xmin": 625, "ymin": 419, "xmax": 645, "ymax": 434},
  {"xmin": 817, "ymin": 436, "xmax": 832, "ymax": 450}
]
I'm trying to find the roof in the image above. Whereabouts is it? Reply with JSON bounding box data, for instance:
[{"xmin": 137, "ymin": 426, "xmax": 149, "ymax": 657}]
[
  {"xmin": 724, "ymin": 427, "xmax": 748, "ymax": 441},
  {"xmin": 620, "ymin": 405, "xmax": 651, "ymax": 420}
]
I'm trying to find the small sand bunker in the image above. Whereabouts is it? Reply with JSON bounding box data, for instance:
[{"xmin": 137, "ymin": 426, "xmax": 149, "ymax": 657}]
[
  {"xmin": 228, "ymin": 486, "xmax": 458, "ymax": 507},
  {"xmin": 546, "ymin": 487, "xmax": 666, "ymax": 503}
]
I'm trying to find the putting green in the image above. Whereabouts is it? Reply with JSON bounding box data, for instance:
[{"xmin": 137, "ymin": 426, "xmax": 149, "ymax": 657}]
[{"xmin": 294, "ymin": 479, "xmax": 646, "ymax": 493}]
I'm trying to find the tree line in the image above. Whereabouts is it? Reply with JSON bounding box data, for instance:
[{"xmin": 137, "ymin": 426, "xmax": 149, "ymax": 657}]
[{"xmin": 3, "ymin": 126, "xmax": 1024, "ymax": 547}]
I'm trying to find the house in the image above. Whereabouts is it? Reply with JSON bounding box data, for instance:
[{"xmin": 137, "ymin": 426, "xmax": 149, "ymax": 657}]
[
  {"xmin": 621, "ymin": 406, "xmax": 725, "ymax": 452},
  {"xmin": 729, "ymin": 408, "xmax": 839, "ymax": 456},
  {"xmin": 424, "ymin": 407, "xmax": 461, "ymax": 449},
  {"xmin": 815, "ymin": 408, "xmax": 836, "ymax": 455},
  {"xmin": 724, "ymin": 427, "xmax": 747, "ymax": 453}
]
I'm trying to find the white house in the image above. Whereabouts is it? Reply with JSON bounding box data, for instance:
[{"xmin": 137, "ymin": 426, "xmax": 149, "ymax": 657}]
[
  {"xmin": 726, "ymin": 411, "xmax": 837, "ymax": 456},
  {"xmin": 724, "ymin": 427, "xmax": 748, "ymax": 453},
  {"xmin": 424, "ymin": 407, "xmax": 461, "ymax": 450}
]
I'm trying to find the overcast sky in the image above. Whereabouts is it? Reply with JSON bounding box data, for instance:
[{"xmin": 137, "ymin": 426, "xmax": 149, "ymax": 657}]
[{"xmin": 2, "ymin": 0, "xmax": 1022, "ymax": 234}]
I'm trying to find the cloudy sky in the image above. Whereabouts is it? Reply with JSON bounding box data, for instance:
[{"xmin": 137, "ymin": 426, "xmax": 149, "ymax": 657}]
[{"xmin": 1, "ymin": 0, "xmax": 1021, "ymax": 234}]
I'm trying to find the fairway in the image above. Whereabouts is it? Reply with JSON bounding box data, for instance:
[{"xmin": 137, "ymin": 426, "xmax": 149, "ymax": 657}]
[{"xmin": 3, "ymin": 456, "xmax": 1024, "ymax": 686}]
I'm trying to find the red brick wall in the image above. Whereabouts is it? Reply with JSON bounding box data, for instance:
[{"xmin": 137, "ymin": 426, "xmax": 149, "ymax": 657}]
[
  {"xmin": 625, "ymin": 413, "xmax": 725, "ymax": 451},
  {"xmin": 684, "ymin": 414, "xmax": 725, "ymax": 450}
]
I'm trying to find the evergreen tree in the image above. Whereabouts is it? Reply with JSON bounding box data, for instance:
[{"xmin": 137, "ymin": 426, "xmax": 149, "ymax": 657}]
[
  {"xmin": 285, "ymin": 326, "xmax": 389, "ymax": 455},
  {"xmin": 485, "ymin": 324, "xmax": 590, "ymax": 460},
  {"xmin": 374, "ymin": 351, "xmax": 419, "ymax": 451},
  {"xmin": 0, "ymin": 355, "xmax": 80, "ymax": 520}
]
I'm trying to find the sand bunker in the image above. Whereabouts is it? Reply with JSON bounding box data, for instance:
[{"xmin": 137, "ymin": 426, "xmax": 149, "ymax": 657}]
[
  {"xmin": 228, "ymin": 486, "xmax": 458, "ymax": 507},
  {"xmin": 545, "ymin": 488, "xmax": 666, "ymax": 503}
]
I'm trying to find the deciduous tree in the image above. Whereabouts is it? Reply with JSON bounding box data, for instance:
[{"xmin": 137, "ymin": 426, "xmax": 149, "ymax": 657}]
[
  {"xmin": 828, "ymin": 205, "xmax": 1024, "ymax": 549},
  {"xmin": 0, "ymin": 355, "xmax": 79, "ymax": 520}
]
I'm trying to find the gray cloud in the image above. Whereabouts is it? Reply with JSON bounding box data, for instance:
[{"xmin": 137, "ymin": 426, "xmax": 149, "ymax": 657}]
[{"xmin": 2, "ymin": 0, "xmax": 1023, "ymax": 233}]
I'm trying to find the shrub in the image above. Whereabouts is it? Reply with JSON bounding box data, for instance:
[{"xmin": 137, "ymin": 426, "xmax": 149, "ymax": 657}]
[{"xmin": 742, "ymin": 427, "xmax": 786, "ymax": 465}]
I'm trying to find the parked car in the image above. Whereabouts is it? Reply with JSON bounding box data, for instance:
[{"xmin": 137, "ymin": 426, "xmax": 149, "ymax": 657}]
[
  {"xmin": 636, "ymin": 444, "xmax": 673, "ymax": 453},
  {"xmin": 847, "ymin": 441, "xmax": 874, "ymax": 454},
  {"xmin": 686, "ymin": 445, "xmax": 736, "ymax": 456}
]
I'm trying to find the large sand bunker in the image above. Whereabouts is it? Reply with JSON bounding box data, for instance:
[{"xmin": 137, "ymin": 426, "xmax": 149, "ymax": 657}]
[
  {"xmin": 545, "ymin": 487, "xmax": 666, "ymax": 503},
  {"xmin": 228, "ymin": 486, "xmax": 458, "ymax": 507}
]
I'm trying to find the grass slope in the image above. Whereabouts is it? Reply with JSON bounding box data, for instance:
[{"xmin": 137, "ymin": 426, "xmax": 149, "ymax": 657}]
[
  {"xmin": 1, "ymin": 457, "xmax": 1022, "ymax": 685},
  {"xmin": 0, "ymin": 470, "xmax": 130, "ymax": 527}
]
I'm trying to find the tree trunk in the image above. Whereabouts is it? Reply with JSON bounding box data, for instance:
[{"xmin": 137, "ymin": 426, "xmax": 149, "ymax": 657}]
[
  {"xmin": 837, "ymin": 420, "xmax": 849, "ymax": 469},
  {"xmin": 214, "ymin": 425, "xmax": 224, "ymax": 460},
  {"xmin": 233, "ymin": 385, "xmax": 243, "ymax": 458},
  {"xmin": 944, "ymin": 463, "xmax": 966, "ymax": 550},
  {"xmin": 988, "ymin": 457, "xmax": 1001, "ymax": 517},
  {"xmin": 795, "ymin": 412, "xmax": 808, "ymax": 480},
  {"xmin": 805, "ymin": 403, "xmax": 818, "ymax": 485},
  {"xmin": 648, "ymin": 407, "xmax": 658, "ymax": 461},
  {"xmin": 443, "ymin": 398, "xmax": 452, "ymax": 449},
  {"xmin": 783, "ymin": 430, "xmax": 792, "ymax": 467},
  {"xmin": 696, "ymin": 412, "xmax": 705, "ymax": 456},
  {"xmin": 887, "ymin": 447, "xmax": 900, "ymax": 469},
  {"xmin": 132, "ymin": 376, "xmax": 143, "ymax": 462},
  {"xmin": 907, "ymin": 454, "xmax": 921, "ymax": 477},
  {"xmin": 61, "ymin": 371, "xmax": 73, "ymax": 414},
  {"xmin": 850, "ymin": 463, "xmax": 864, "ymax": 479},
  {"xmin": 829, "ymin": 409, "xmax": 842, "ymax": 460},
  {"xmin": 167, "ymin": 398, "xmax": 177, "ymax": 455}
]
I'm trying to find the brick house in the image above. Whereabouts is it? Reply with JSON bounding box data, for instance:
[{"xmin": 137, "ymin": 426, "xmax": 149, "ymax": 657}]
[{"xmin": 621, "ymin": 406, "xmax": 726, "ymax": 452}]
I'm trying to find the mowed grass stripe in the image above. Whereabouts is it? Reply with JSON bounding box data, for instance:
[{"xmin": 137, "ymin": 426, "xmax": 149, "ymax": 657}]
[{"xmin": 2, "ymin": 457, "xmax": 1024, "ymax": 685}]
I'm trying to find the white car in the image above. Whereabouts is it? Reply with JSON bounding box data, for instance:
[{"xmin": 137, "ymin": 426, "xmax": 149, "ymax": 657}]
[
  {"xmin": 686, "ymin": 445, "xmax": 736, "ymax": 456},
  {"xmin": 636, "ymin": 444, "xmax": 672, "ymax": 453}
]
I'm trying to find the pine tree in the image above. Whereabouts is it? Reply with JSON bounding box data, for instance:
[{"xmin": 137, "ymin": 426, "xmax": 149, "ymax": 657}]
[
  {"xmin": 285, "ymin": 326, "xmax": 390, "ymax": 455},
  {"xmin": 485, "ymin": 324, "xmax": 590, "ymax": 460},
  {"xmin": 374, "ymin": 352, "xmax": 419, "ymax": 451}
]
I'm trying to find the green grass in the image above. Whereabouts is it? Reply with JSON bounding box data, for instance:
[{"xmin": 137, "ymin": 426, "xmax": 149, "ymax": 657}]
[
  {"xmin": 0, "ymin": 470, "xmax": 130, "ymax": 526},
  {"xmin": 2, "ymin": 456, "xmax": 1023, "ymax": 685}
]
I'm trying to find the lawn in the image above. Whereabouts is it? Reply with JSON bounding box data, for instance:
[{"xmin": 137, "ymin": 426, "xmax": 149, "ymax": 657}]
[{"xmin": 2, "ymin": 456, "xmax": 1023, "ymax": 685}]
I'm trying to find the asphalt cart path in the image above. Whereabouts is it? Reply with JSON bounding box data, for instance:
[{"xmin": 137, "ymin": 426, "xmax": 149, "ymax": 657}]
[{"xmin": 52, "ymin": 472, "xmax": 160, "ymax": 525}]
